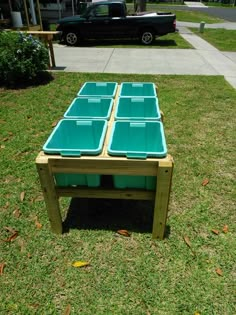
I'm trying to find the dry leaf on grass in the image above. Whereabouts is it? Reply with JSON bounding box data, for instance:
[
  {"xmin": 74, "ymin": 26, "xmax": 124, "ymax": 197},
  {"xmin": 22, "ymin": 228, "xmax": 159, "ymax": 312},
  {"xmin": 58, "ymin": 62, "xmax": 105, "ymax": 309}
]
[
  {"xmin": 3, "ymin": 201, "xmax": 10, "ymax": 209},
  {"xmin": 17, "ymin": 238, "xmax": 25, "ymax": 252},
  {"xmin": 51, "ymin": 120, "xmax": 60, "ymax": 127},
  {"xmin": 63, "ymin": 304, "xmax": 71, "ymax": 315},
  {"xmin": 183, "ymin": 236, "xmax": 191, "ymax": 248},
  {"xmin": 215, "ymin": 268, "xmax": 223, "ymax": 276},
  {"xmin": 160, "ymin": 110, "xmax": 164, "ymax": 122},
  {"xmin": 13, "ymin": 208, "xmax": 21, "ymax": 218},
  {"xmin": 20, "ymin": 191, "xmax": 25, "ymax": 202},
  {"xmin": 183, "ymin": 236, "xmax": 196, "ymax": 256},
  {"xmin": 28, "ymin": 303, "xmax": 40, "ymax": 309},
  {"xmin": 72, "ymin": 261, "xmax": 90, "ymax": 268},
  {"xmin": 0, "ymin": 263, "xmax": 6, "ymax": 275},
  {"xmin": 35, "ymin": 221, "xmax": 42, "ymax": 229},
  {"xmin": 5, "ymin": 231, "xmax": 18, "ymax": 242},
  {"xmin": 222, "ymin": 225, "xmax": 229, "ymax": 233},
  {"xmin": 211, "ymin": 229, "xmax": 219, "ymax": 235},
  {"xmin": 4, "ymin": 226, "xmax": 15, "ymax": 234},
  {"xmin": 33, "ymin": 196, "xmax": 44, "ymax": 202},
  {"xmin": 2, "ymin": 227, "xmax": 18, "ymax": 242},
  {"xmin": 202, "ymin": 178, "xmax": 209, "ymax": 186},
  {"xmin": 35, "ymin": 216, "xmax": 42, "ymax": 229},
  {"xmin": 117, "ymin": 229, "xmax": 131, "ymax": 237}
]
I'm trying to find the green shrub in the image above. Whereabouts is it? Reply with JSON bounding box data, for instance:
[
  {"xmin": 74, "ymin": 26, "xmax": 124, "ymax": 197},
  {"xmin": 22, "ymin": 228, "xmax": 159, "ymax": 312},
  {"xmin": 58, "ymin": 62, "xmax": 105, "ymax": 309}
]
[{"xmin": 0, "ymin": 31, "xmax": 49, "ymax": 85}]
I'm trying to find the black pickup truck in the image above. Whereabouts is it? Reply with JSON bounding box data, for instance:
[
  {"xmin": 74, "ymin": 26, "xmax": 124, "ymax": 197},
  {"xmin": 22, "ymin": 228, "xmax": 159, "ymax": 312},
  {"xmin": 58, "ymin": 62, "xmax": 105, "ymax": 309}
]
[{"xmin": 56, "ymin": 1, "xmax": 176, "ymax": 46}]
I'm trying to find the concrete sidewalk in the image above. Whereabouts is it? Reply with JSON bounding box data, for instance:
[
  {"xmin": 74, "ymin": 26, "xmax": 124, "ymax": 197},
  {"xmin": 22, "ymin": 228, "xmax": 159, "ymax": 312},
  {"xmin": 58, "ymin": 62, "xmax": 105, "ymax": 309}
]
[
  {"xmin": 178, "ymin": 21, "xmax": 236, "ymax": 30},
  {"xmin": 53, "ymin": 23, "xmax": 236, "ymax": 89},
  {"xmin": 184, "ymin": 2, "xmax": 208, "ymax": 8}
]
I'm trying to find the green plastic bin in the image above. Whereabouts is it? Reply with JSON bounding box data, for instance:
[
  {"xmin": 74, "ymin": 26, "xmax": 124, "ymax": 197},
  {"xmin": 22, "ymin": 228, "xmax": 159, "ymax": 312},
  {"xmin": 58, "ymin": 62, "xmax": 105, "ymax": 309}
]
[
  {"xmin": 119, "ymin": 82, "xmax": 157, "ymax": 98},
  {"xmin": 108, "ymin": 121, "xmax": 167, "ymax": 158},
  {"xmin": 53, "ymin": 173, "xmax": 100, "ymax": 187},
  {"xmin": 114, "ymin": 175, "xmax": 157, "ymax": 190},
  {"xmin": 77, "ymin": 82, "xmax": 118, "ymax": 98},
  {"xmin": 115, "ymin": 97, "xmax": 161, "ymax": 120},
  {"xmin": 107, "ymin": 121, "xmax": 167, "ymax": 190},
  {"xmin": 43, "ymin": 119, "xmax": 107, "ymax": 187},
  {"xmin": 64, "ymin": 97, "xmax": 113, "ymax": 120}
]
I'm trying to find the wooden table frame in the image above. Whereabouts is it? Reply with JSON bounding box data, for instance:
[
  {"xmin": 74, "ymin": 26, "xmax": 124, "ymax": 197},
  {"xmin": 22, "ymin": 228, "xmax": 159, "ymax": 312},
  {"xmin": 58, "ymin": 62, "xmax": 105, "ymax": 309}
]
[
  {"xmin": 35, "ymin": 86, "xmax": 174, "ymax": 239},
  {"xmin": 36, "ymin": 153, "xmax": 173, "ymax": 239}
]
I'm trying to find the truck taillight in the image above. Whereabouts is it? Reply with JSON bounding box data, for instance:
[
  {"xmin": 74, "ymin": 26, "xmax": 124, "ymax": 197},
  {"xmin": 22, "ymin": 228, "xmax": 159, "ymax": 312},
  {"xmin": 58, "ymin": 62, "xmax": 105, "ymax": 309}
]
[{"xmin": 173, "ymin": 19, "xmax": 176, "ymax": 29}]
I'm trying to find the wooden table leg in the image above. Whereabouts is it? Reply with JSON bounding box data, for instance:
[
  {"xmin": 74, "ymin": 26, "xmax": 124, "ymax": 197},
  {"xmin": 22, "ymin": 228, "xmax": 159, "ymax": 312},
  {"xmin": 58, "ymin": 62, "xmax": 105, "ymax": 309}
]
[
  {"xmin": 36, "ymin": 162, "xmax": 63, "ymax": 234},
  {"xmin": 152, "ymin": 158, "xmax": 173, "ymax": 239},
  {"xmin": 48, "ymin": 36, "xmax": 56, "ymax": 68}
]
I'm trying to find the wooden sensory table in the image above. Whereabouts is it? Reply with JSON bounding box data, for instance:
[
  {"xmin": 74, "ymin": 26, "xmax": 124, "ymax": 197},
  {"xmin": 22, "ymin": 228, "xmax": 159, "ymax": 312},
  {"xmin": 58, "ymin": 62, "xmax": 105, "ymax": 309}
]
[{"xmin": 35, "ymin": 86, "xmax": 174, "ymax": 239}]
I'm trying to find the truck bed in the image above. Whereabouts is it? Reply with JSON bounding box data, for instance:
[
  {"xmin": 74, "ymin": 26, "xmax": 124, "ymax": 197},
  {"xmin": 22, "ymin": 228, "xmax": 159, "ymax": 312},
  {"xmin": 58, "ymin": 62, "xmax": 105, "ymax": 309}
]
[{"xmin": 129, "ymin": 11, "xmax": 174, "ymax": 17}]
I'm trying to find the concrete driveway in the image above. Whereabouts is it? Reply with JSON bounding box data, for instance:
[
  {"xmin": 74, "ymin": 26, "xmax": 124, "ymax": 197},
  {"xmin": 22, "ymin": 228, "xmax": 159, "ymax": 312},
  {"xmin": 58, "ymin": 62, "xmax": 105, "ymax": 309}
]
[{"xmin": 54, "ymin": 45, "xmax": 220, "ymax": 75}]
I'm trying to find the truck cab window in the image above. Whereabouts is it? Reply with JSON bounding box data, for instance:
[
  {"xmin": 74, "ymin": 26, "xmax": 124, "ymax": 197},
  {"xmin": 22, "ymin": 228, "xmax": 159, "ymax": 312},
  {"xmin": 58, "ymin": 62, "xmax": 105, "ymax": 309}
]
[{"xmin": 93, "ymin": 5, "xmax": 109, "ymax": 17}]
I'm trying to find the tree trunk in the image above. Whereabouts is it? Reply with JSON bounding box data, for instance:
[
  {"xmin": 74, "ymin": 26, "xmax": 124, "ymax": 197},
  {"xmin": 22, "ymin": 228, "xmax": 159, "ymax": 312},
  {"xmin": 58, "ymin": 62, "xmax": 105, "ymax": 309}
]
[{"xmin": 134, "ymin": 0, "xmax": 146, "ymax": 13}]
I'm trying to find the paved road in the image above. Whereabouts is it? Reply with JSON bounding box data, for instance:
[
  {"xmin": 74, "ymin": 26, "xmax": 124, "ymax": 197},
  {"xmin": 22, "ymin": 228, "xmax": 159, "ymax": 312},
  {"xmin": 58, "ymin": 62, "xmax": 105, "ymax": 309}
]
[{"xmin": 158, "ymin": 6, "xmax": 236, "ymax": 22}]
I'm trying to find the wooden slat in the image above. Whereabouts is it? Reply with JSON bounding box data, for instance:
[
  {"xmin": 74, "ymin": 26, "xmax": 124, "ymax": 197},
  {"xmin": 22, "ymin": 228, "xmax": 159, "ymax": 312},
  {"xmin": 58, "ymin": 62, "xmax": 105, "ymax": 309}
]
[
  {"xmin": 36, "ymin": 152, "xmax": 173, "ymax": 176},
  {"xmin": 50, "ymin": 158, "xmax": 159, "ymax": 176},
  {"xmin": 26, "ymin": 31, "xmax": 60, "ymax": 35},
  {"xmin": 23, "ymin": 0, "xmax": 30, "ymax": 29},
  {"xmin": 36, "ymin": 0, "xmax": 43, "ymax": 30},
  {"xmin": 101, "ymin": 85, "xmax": 119, "ymax": 156},
  {"xmin": 36, "ymin": 162, "xmax": 63, "ymax": 234},
  {"xmin": 152, "ymin": 160, "xmax": 174, "ymax": 239},
  {"xmin": 56, "ymin": 187, "xmax": 155, "ymax": 200}
]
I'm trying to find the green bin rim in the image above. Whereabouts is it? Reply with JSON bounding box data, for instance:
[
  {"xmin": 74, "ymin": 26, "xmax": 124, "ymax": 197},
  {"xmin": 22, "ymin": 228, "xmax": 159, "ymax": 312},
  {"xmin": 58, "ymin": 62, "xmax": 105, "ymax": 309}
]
[
  {"xmin": 77, "ymin": 82, "xmax": 118, "ymax": 98},
  {"xmin": 107, "ymin": 120, "xmax": 167, "ymax": 159},
  {"xmin": 63, "ymin": 97, "xmax": 113, "ymax": 119},
  {"xmin": 119, "ymin": 82, "xmax": 157, "ymax": 98},
  {"xmin": 114, "ymin": 96, "xmax": 161, "ymax": 120},
  {"xmin": 42, "ymin": 119, "xmax": 108, "ymax": 156}
]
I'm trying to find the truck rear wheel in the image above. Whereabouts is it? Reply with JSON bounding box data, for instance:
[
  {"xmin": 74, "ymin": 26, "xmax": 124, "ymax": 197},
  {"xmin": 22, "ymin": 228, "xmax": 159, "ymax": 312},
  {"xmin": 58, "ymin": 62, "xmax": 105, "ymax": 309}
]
[
  {"xmin": 140, "ymin": 29, "xmax": 155, "ymax": 45},
  {"xmin": 64, "ymin": 31, "xmax": 79, "ymax": 46}
]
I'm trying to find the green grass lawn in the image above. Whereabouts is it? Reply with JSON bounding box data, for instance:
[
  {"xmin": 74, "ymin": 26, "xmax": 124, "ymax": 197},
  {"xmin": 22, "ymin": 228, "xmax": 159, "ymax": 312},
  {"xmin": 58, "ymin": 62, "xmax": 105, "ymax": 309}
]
[
  {"xmin": 0, "ymin": 73, "xmax": 235, "ymax": 314},
  {"xmin": 171, "ymin": 9, "xmax": 224, "ymax": 23},
  {"xmin": 190, "ymin": 28, "xmax": 236, "ymax": 51}
]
